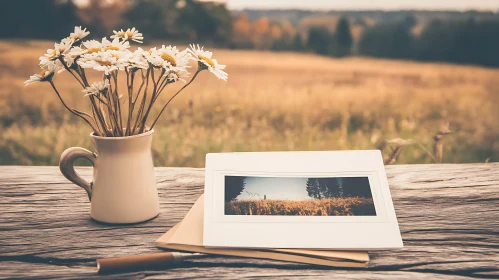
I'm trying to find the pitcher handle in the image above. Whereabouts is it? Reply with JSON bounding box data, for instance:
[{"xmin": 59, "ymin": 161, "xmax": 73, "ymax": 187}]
[{"xmin": 59, "ymin": 147, "xmax": 97, "ymax": 201}]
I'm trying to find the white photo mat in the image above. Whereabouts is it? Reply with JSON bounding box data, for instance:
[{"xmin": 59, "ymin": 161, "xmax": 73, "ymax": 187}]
[{"xmin": 203, "ymin": 150, "xmax": 403, "ymax": 250}]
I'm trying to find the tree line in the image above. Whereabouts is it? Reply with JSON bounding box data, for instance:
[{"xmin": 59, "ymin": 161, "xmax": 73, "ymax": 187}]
[
  {"xmin": 358, "ymin": 17, "xmax": 499, "ymax": 67},
  {"xmin": 305, "ymin": 16, "xmax": 499, "ymax": 67},
  {"xmin": 2, "ymin": 0, "xmax": 498, "ymax": 67},
  {"xmin": 0, "ymin": 0, "xmax": 231, "ymax": 43},
  {"xmin": 223, "ymin": 176, "xmax": 372, "ymax": 202},
  {"xmin": 305, "ymin": 177, "xmax": 372, "ymax": 199}
]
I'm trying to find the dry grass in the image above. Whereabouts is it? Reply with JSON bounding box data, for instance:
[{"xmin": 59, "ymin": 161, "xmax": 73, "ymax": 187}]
[
  {"xmin": 0, "ymin": 39, "xmax": 498, "ymax": 166},
  {"xmin": 225, "ymin": 198, "xmax": 376, "ymax": 216}
]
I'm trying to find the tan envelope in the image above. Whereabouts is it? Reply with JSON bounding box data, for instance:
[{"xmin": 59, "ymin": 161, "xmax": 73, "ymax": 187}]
[{"xmin": 156, "ymin": 195, "xmax": 369, "ymax": 267}]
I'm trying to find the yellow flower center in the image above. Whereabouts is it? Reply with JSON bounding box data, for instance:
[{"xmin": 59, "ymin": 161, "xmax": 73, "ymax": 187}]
[
  {"xmin": 48, "ymin": 47, "xmax": 67, "ymax": 58},
  {"xmin": 198, "ymin": 55, "xmax": 215, "ymax": 68},
  {"xmin": 118, "ymin": 31, "xmax": 135, "ymax": 38},
  {"xmin": 47, "ymin": 49, "xmax": 57, "ymax": 58},
  {"xmin": 160, "ymin": 53, "xmax": 176, "ymax": 66},
  {"xmin": 87, "ymin": 48, "xmax": 101, "ymax": 53},
  {"xmin": 39, "ymin": 70, "xmax": 48, "ymax": 76},
  {"xmin": 105, "ymin": 46, "xmax": 120, "ymax": 51}
]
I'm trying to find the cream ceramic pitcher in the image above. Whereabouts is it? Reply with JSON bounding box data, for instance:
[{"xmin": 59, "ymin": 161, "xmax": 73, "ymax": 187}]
[{"xmin": 59, "ymin": 129, "xmax": 159, "ymax": 224}]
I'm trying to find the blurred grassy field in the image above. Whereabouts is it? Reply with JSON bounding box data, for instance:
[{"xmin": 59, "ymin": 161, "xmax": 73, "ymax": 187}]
[{"xmin": 0, "ymin": 40, "xmax": 498, "ymax": 166}]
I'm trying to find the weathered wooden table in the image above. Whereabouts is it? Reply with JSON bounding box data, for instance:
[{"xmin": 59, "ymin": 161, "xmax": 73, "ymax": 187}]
[{"xmin": 1, "ymin": 164, "xmax": 498, "ymax": 279}]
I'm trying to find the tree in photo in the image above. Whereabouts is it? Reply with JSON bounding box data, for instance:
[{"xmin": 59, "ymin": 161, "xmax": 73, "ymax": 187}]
[
  {"xmin": 306, "ymin": 178, "xmax": 341, "ymax": 199},
  {"xmin": 0, "ymin": 0, "xmax": 82, "ymax": 40},
  {"xmin": 306, "ymin": 27, "xmax": 331, "ymax": 55},
  {"xmin": 306, "ymin": 177, "xmax": 372, "ymax": 199},
  {"xmin": 341, "ymin": 177, "xmax": 372, "ymax": 198},
  {"xmin": 292, "ymin": 33, "xmax": 304, "ymax": 51},
  {"xmin": 306, "ymin": 178, "xmax": 322, "ymax": 199},
  {"xmin": 328, "ymin": 177, "xmax": 344, "ymax": 197},
  {"xmin": 231, "ymin": 13, "xmax": 254, "ymax": 48},
  {"xmin": 123, "ymin": 0, "xmax": 173, "ymax": 40},
  {"xmin": 358, "ymin": 21, "xmax": 414, "ymax": 59},
  {"xmin": 225, "ymin": 176, "xmax": 246, "ymax": 202},
  {"xmin": 177, "ymin": 0, "xmax": 233, "ymax": 43},
  {"xmin": 251, "ymin": 17, "xmax": 273, "ymax": 49},
  {"xmin": 331, "ymin": 17, "xmax": 353, "ymax": 57}
]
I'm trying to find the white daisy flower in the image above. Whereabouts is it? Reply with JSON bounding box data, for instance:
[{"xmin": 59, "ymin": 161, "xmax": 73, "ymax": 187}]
[
  {"xmin": 41, "ymin": 47, "xmax": 83, "ymax": 69},
  {"xmin": 78, "ymin": 51, "xmax": 128, "ymax": 75},
  {"xmin": 159, "ymin": 45, "xmax": 190, "ymax": 68},
  {"xmin": 102, "ymin": 37, "xmax": 130, "ymax": 52},
  {"xmin": 57, "ymin": 46, "xmax": 88, "ymax": 67},
  {"xmin": 143, "ymin": 47, "xmax": 163, "ymax": 68},
  {"xmin": 43, "ymin": 38, "xmax": 74, "ymax": 61},
  {"xmin": 82, "ymin": 80, "xmax": 110, "ymax": 97},
  {"xmin": 147, "ymin": 45, "xmax": 191, "ymax": 72},
  {"xmin": 127, "ymin": 48, "xmax": 149, "ymax": 70},
  {"xmin": 82, "ymin": 39, "xmax": 103, "ymax": 54},
  {"xmin": 143, "ymin": 47, "xmax": 156, "ymax": 58},
  {"xmin": 111, "ymin": 27, "xmax": 144, "ymax": 43},
  {"xmin": 147, "ymin": 56, "xmax": 165, "ymax": 68},
  {"xmin": 67, "ymin": 46, "xmax": 88, "ymax": 59},
  {"xmin": 61, "ymin": 37, "xmax": 74, "ymax": 45},
  {"xmin": 188, "ymin": 44, "xmax": 227, "ymax": 81},
  {"xmin": 145, "ymin": 49, "xmax": 174, "ymax": 69},
  {"xmin": 166, "ymin": 69, "xmax": 190, "ymax": 83},
  {"xmin": 69, "ymin": 26, "xmax": 90, "ymax": 41},
  {"xmin": 39, "ymin": 55, "xmax": 50, "ymax": 66},
  {"xmin": 24, "ymin": 61, "xmax": 62, "ymax": 86}
]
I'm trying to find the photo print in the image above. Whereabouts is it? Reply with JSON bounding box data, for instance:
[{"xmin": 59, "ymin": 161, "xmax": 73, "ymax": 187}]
[{"xmin": 224, "ymin": 176, "xmax": 376, "ymax": 216}]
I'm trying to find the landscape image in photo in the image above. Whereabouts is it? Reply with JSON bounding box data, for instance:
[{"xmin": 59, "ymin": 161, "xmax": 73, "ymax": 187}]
[{"xmin": 224, "ymin": 176, "xmax": 376, "ymax": 216}]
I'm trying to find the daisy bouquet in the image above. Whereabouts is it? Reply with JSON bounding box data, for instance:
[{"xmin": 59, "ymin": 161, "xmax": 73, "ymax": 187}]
[{"xmin": 25, "ymin": 26, "xmax": 227, "ymax": 137}]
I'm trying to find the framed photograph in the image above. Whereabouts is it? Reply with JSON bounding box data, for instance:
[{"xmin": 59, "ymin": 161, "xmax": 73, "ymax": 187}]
[{"xmin": 203, "ymin": 150, "xmax": 403, "ymax": 249}]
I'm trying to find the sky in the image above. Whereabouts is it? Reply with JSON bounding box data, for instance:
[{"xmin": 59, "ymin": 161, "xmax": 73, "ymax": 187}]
[
  {"xmin": 235, "ymin": 177, "xmax": 311, "ymax": 201},
  {"xmin": 226, "ymin": 0, "xmax": 499, "ymax": 11}
]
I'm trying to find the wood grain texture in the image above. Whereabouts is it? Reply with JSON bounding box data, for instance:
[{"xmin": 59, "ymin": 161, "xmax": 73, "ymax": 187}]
[{"xmin": 0, "ymin": 164, "xmax": 498, "ymax": 279}]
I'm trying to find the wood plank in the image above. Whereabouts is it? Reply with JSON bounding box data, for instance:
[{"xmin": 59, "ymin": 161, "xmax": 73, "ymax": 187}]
[
  {"xmin": 0, "ymin": 164, "xmax": 498, "ymax": 279},
  {"xmin": 0, "ymin": 260, "xmax": 477, "ymax": 279}
]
